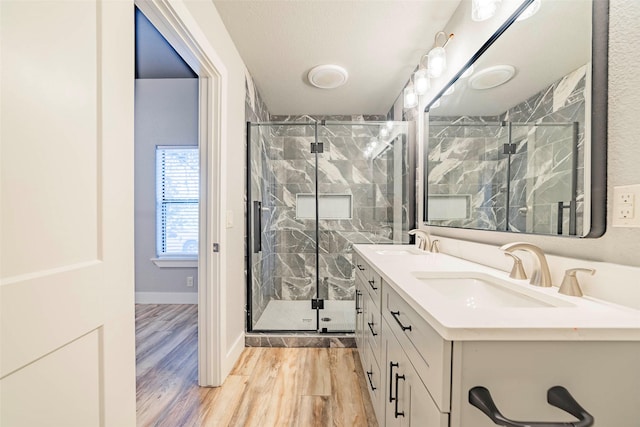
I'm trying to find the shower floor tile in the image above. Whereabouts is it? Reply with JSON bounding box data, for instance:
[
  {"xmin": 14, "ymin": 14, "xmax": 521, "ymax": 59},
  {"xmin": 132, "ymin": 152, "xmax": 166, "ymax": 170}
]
[{"xmin": 253, "ymin": 299, "xmax": 355, "ymax": 331}]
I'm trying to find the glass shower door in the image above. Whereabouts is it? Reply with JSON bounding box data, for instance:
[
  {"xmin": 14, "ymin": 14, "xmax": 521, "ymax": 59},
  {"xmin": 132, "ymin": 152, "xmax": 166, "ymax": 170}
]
[
  {"xmin": 248, "ymin": 122, "xmax": 318, "ymax": 331},
  {"xmin": 247, "ymin": 120, "xmax": 413, "ymax": 333}
]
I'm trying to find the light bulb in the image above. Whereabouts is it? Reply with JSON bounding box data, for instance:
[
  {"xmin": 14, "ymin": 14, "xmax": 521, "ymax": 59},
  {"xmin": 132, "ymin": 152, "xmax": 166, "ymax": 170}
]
[
  {"xmin": 427, "ymin": 47, "xmax": 446, "ymax": 78},
  {"xmin": 403, "ymin": 84, "xmax": 418, "ymax": 109},
  {"xmin": 472, "ymin": 0, "xmax": 502, "ymax": 22},
  {"xmin": 413, "ymin": 68, "xmax": 431, "ymax": 95},
  {"xmin": 516, "ymin": 0, "xmax": 541, "ymax": 21}
]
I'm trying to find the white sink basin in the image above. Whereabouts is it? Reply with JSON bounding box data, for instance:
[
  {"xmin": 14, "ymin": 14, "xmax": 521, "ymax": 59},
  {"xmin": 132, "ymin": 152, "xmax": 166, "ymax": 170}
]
[
  {"xmin": 375, "ymin": 247, "xmax": 424, "ymax": 256},
  {"xmin": 411, "ymin": 272, "xmax": 573, "ymax": 309}
]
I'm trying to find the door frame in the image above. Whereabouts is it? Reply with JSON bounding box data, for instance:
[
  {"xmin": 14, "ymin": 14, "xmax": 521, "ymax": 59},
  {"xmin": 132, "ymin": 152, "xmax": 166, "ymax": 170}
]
[{"xmin": 135, "ymin": 0, "xmax": 226, "ymax": 386}]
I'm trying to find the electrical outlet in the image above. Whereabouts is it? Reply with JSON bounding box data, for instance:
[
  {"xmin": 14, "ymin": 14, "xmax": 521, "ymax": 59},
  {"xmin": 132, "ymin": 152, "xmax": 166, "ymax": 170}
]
[
  {"xmin": 186, "ymin": 276, "xmax": 194, "ymax": 287},
  {"xmin": 613, "ymin": 184, "xmax": 640, "ymax": 227}
]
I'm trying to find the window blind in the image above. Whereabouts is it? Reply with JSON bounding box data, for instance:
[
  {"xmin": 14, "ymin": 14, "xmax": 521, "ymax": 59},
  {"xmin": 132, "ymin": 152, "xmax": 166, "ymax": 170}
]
[{"xmin": 156, "ymin": 146, "xmax": 199, "ymax": 256}]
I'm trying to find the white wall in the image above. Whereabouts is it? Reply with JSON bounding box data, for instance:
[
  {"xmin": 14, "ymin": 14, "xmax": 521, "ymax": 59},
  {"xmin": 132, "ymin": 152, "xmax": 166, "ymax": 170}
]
[
  {"xmin": 178, "ymin": 0, "xmax": 249, "ymax": 379},
  {"xmin": 423, "ymin": 0, "xmax": 640, "ymax": 269},
  {"xmin": 134, "ymin": 78, "xmax": 199, "ymax": 303}
]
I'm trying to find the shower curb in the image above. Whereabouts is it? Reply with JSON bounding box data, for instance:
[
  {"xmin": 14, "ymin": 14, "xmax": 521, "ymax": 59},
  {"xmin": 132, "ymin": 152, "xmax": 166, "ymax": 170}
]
[{"xmin": 245, "ymin": 333, "xmax": 356, "ymax": 348}]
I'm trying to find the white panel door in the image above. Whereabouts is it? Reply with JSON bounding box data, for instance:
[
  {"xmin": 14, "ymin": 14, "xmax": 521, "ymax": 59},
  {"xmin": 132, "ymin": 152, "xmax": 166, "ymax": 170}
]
[{"xmin": 1, "ymin": 1, "xmax": 136, "ymax": 426}]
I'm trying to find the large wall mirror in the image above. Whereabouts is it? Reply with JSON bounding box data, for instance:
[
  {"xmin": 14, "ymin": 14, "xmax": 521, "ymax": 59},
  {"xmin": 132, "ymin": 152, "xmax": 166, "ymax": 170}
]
[{"xmin": 423, "ymin": 0, "xmax": 607, "ymax": 237}]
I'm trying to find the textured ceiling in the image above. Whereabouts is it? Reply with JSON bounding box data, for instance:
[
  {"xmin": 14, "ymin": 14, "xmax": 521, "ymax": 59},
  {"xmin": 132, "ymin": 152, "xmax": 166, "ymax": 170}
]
[{"xmin": 213, "ymin": 0, "xmax": 463, "ymax": 115}]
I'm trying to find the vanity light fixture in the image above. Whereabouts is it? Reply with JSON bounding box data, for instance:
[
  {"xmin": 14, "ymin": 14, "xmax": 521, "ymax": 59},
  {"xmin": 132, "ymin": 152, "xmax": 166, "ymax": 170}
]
[
  {"xmin": 427, "ymin": 32, "xmax": 454, "ymax": 78},
  {"xmin": 413, "ymin": 67, "xmax": 431, "ymax": 95},
  {"xmin": 472, "ymin": 0, "xmax": 502, "ymax": 22},
  {"xmin": 516, "ymin": 0, "xmax": 541, "ymax": 21},
  {"xmin": 403, "ymin": 82, "xmax": 418, "ymax": 109}
]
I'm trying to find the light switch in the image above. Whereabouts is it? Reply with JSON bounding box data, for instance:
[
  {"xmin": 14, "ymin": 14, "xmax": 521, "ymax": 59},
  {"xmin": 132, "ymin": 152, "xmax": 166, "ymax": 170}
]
[{"xmin": 226, "ymin": 210, "xmax": 234, "ymax": 228}]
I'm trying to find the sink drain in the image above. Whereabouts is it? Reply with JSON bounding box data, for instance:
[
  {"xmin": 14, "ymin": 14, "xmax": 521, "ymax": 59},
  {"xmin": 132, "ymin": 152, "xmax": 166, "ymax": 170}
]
[{"xmin": 321, "ymin": 317, "xmax": 332, "ymax": 322}]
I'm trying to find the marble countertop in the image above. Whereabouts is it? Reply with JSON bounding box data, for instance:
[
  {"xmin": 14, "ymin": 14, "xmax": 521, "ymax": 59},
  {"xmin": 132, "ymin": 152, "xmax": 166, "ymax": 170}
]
[{"xmin": 354, "ymin": 244, "xmax": 640, "ymax": 341}]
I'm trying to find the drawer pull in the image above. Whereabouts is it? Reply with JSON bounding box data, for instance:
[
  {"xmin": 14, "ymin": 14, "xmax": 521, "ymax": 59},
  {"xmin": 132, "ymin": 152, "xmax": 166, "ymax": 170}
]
[
  {"xmin": 390, "ymin": 311, "xmax": 412, "ymax": 331},
  {"xmin": 368, "ymin": 279, "xmax": 378, "ymax": 291},
  {"xmin": 389, "ymin": 361, "xmax": 399, "ymax": 403},
  {"xmin": 355, "ymin": 291, "xmax": 362, "ymax": 314},
  {"xmin": 357, "ymin": 264, "xmax": 365, "ymax": 271},
  {"xmin": 367, "ymin": 321, "xmax": 378, "ymax": 337},
  {"xmin": 469, "ymin": 386, "xmax": 594, "ymax": 427},
  {"xmin": 366, "ymin": 370, "xmax": 376, "ymax": 391},
  {"xmin": 394, "ymin": 373, "xmax": 406, "ymax": 418}
]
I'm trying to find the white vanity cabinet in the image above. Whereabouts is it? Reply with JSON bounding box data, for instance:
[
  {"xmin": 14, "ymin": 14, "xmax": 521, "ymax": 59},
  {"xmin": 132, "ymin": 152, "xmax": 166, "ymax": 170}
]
[
  {"xmin": 353, "ymin": 250, "xmax": 640, "ymax": 426},
  {"xmin": 354, "ymin": 253, "xmax": 385, "ymax": 422}
]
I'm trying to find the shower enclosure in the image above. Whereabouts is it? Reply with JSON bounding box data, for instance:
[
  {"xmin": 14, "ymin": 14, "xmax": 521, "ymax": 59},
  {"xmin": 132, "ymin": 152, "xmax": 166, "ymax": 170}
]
[
  {"xmin": 426, "ymin": 120, "xmax": 581, "ymax": 235},
  {"xmin": 247, "ymin": 119, "xmax": 414, "ymax": 332}
]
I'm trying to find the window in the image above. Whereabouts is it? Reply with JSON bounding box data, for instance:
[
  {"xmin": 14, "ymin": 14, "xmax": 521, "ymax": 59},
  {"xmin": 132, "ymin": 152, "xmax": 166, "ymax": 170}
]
[{"xmin": 156, "ymin": 146, "xmax": 199, "ymax": 257}]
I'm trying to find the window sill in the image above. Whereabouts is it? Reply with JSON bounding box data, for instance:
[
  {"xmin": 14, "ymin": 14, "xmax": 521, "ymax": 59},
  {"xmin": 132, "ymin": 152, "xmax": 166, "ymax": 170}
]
[{"xmin": 151, "ymin": 257, "xmax": 198, "ymax": 268}]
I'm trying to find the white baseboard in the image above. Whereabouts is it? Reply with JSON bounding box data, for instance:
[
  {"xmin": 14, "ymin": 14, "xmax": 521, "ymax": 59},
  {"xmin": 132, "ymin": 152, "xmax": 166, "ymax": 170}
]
[
  {"xmin": 135, "ymin": 291, "xmax": 198, "ymax": 304},
  {"xmin": 222, "ymin": 332, "xmax": 246, "ymax": 380}
]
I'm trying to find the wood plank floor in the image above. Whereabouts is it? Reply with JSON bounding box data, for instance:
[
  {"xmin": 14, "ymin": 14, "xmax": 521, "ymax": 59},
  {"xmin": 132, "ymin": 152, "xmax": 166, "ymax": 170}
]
[{"xmin": 136, "ymin": 304, "xmax": 378, "ymax": 427}]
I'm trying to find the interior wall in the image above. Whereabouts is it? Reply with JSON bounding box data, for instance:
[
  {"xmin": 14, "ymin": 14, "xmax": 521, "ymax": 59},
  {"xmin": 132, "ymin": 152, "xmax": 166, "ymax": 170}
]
[
  {"xmin": 134, "ymin": 78, "xmax": 199, "ymax": 302},
  {"xmin": 422, "ymin": 0, "xmax": 640, "ymax": 268},
  {"xmin": 180, "ymin": 0, "xmax": 252, "ymax": 378}
]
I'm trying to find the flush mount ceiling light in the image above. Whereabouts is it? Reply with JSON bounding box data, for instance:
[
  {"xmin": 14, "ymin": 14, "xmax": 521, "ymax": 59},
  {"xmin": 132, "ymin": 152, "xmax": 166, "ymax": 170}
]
[
  {"xmin": 472, "ymin": 0, "xmax": 502, "ymax": 22},
  {"xmin": 469, "ymin": 65, "xmax": 516, "ymax": 90},
  {"xmin": 307, "ymin": 64, "xmax": 349, "ymax": 89}
]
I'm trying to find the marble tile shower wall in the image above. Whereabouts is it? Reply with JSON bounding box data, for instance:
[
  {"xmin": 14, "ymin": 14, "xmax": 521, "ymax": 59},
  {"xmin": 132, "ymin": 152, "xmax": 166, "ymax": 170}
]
[
  {"xmin": 245, "ymin": 75, "xmax": 271, "ymax": 324},
  {"xmin": 262, "ymin": 114, "xmax": 402, "ymax": 303},
  {"xmin": 428, "ymin": 65, "xmax": 586, "ymax": 234}
]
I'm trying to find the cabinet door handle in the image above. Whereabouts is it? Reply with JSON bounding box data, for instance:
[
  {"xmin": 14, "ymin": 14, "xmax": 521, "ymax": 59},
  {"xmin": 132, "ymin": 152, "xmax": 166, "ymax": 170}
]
[
  {"xmin": 355, "ymin": 291, "xmax": 362, "ymax": 314},
  {"xmin": 469, "ymin": 386, "xmax": 594, "ymax": 427},
  {"xmin": 357, "ymin": 264, "xmax": 365, "ymax": 271},
  {"xmin": 390, "ymin": 311, "xmax": 412, "ymax": 331},
  {"xmin": 366, "ymin": 370, "xmax": 376, "ymax": 391},
  {"xmin": 368, "ymin": 279, "xmax": 378, "ymax": 291},
  {"xmin": 394, "ymin": 373, "xmax": 406, "ymax": 418},
  {"xmin": 389, "ymin": 361, "xmax": 399, "ymax": 403},
  {"xmin": 367, "ymin": 321, "xmax": 378, "ymax": 337}
]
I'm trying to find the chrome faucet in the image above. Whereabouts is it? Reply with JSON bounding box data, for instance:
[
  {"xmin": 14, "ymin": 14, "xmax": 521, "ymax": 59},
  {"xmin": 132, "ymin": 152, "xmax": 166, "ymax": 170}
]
[
  {"xmin": 408, "ymin": 229, "xmax": 432, "ymax": 251},
  {"xmin": 499, "ymin": 242, "xmax": 553, "ymax": 287}
]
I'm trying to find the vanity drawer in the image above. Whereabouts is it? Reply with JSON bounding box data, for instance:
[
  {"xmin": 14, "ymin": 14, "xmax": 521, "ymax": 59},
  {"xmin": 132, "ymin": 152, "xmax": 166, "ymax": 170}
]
[
  {"xmin": 354, "ymin": 253, "xmax": 382, "ymax": 305},
  {"xmin": 362, "ymin": 340, "xmax": 384, "ymax": 422},
  {"xmin": 362, "ymin": 288, "xmax": 382, "ymax": 363},
  {"xmin": 383, "ymin": 282, "xmax": 452, "ymax": 412}
]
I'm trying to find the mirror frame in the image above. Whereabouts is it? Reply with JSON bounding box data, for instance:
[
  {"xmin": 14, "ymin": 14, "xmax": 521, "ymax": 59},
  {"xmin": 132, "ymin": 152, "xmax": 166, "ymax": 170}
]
[{"xmin": 422, "ymin": 0, "xmax": 608, "ymax": 238}]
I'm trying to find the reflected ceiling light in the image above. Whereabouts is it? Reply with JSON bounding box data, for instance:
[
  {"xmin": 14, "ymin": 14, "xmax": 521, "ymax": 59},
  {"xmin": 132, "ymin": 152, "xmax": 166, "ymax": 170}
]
[
  {"xmin": 472, "ymin": 0, "xmax": 502, "ymax": 22},
  {"xmin": 427, "ymin": 32, "xmax": 454, "ymax": 78},
  {"xmin": 461, "ymin": 64, "xmax": 475, "ymax": 78},
  {"xmin": 516, "ymin": 0, "xmax": 541, "ymax": 21},
  {"xmin": 307, "ymin": 64, "xmax": 349, "ymax": 89},
  {"xmin": 380, "ymin": 126, "xmax": 390, "ymax": 138},
  {"xmin": 386, "ymin": 121, "xmax": 394, "ymax": 130},
  {"xmin": 403, "ymin": 83, "xmax": 418, "ymax": 109},
  {"xmin": 430, "ymin": 99, "xmax": 441, "ymax": 109},
  {"xmin": 469, "ymin": 65, "xmax": 516, "ymax": 90},
  {"xmin": 444, "ymin": 84, "xmax": 455, "ymax": 96},
  {"xmin": 413, "ymin": 67, "xmax": 431, "ymax": 95}
]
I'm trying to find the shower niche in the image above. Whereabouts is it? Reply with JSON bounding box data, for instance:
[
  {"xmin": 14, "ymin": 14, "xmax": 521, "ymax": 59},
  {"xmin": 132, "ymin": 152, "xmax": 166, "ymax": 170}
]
[{"xmin": 247, "ymin": 119, "xmax": 414, "ymax": 332}]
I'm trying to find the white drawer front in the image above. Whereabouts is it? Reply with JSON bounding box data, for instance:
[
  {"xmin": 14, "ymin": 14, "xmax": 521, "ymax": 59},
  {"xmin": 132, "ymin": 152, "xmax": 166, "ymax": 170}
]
[{"xmin": 363, "ymin": 288, "xmax": 382, "ymax": 364}]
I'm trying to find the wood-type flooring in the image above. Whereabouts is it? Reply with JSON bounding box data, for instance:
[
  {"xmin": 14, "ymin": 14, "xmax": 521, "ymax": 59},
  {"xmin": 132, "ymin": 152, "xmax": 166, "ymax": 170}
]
[{"xmin": 136, "ymin": 304, "xmax": 378, "ymax": 427}]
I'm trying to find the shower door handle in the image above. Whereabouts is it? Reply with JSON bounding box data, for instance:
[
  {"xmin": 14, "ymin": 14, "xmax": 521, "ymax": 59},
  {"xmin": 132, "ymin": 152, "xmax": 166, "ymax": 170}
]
[{"xmin": 253, "ymin": 201, "xmax": 262, "ymax": 253}]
